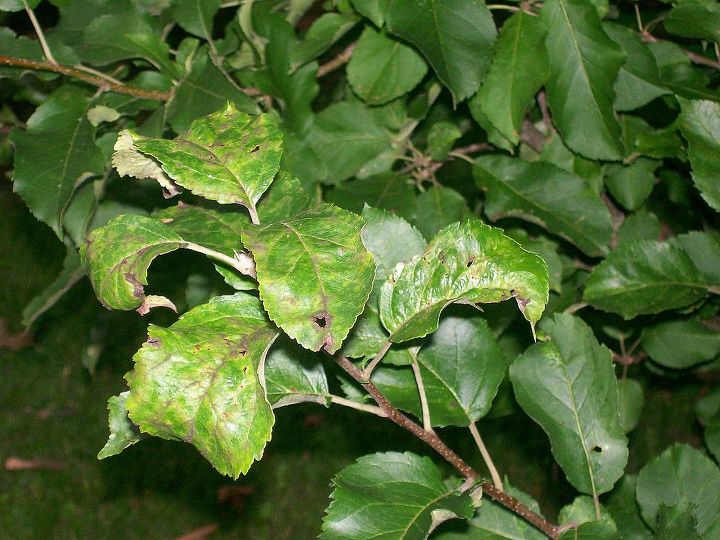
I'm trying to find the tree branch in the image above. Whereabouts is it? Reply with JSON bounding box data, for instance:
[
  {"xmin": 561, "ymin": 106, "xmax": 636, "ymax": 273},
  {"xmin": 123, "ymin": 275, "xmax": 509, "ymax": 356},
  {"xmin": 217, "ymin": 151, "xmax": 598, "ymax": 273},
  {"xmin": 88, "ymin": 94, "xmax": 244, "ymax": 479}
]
[
  {"xmin": 641, "ymin": 31, "xmax": 720, "ymax": 70},
  {"xmin": 0, "ymin": 56, "xmax": 172, "ymax": 101},
  {"xmin": 317, "ymin": 43, "xmax": 355, "ymax": 77},
  {"xmin": 333, "ymin": 354, "xmax": 560, "ymax": 540}
]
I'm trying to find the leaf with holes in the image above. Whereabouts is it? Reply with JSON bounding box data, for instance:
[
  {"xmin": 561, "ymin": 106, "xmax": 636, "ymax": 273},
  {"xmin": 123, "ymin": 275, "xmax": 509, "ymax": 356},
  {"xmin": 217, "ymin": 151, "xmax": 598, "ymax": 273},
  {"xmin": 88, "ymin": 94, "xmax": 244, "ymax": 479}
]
[
  {"xmin": 126, "ymin": 294, "xmax": 278, "ymax": 478},
  {"xmin": 320, "ymin": 452, "xmax": 474, "ymax": 540},
  {"xmin": 380, "ymin": 220, "xmax": 549, "ymax": 343},
  {"xmin": 115, "ymin": 104, "xmax": 282, "ymax": 217},
  {"xmin": 510, "ymin": 313, "xmax": 628, "ymax": 496},
  {"xmin": 242, "ymin": 204, "xmax": 375, "ymax": 353}
]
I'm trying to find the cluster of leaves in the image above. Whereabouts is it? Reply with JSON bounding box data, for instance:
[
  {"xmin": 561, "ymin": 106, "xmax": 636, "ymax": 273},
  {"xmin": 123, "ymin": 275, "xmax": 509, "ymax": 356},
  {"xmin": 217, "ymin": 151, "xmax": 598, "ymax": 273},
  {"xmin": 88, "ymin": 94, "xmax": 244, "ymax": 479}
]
[{"xmin": 3, "ymin": 0, "xmax": 720, "ymax": 538}]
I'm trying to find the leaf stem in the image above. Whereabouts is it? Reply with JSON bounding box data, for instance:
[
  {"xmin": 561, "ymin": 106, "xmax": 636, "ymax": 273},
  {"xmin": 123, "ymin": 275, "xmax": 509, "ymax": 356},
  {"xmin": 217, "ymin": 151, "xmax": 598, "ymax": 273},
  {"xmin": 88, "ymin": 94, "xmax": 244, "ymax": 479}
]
[
  {"xmin": 182, "ymin": 242, "xmax": 256, "ymax": 278},
  {"xmin": 411, "ymin": 359, "xmax": 434, "ymax": 432},
  {"xmin": 248, "ymin": 204, "xmax": 261, "ymax": 225},
  {"xmin": 329, "ymin": 395, "xmax": 387, "ymax": 417},
  {"xmin": 486, "ymin": 4, "xmax": 520, "ymax": 12},
  {"xmin": 362, "ymin": 341, "xmax": 392, "ymax": 380},
  {"xmin": 0, "ymin": 56, "xmax": 172, "ymax": 100},
  {"xmin": 333, "ymin": 353, "xmax": 561, "ymax": 539},
  {"xmin": 468, "ymin": 422, "xmax": 503, "ymax": 491},
  {"xmin": 23, "ymin": 0, "xmax": 57, "ymax": 65},
  {"xmin": 316, "ymin": 43, "xmax": 355, "ymax": 77}
]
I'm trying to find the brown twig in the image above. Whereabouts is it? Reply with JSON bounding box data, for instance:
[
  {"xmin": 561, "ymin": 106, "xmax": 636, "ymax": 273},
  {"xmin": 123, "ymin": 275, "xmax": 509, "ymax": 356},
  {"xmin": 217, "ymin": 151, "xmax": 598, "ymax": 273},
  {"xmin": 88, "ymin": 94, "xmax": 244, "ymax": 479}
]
[
  {"xmin": 0, "ymin": 56, "xmax": 172, "ymax": 100},
  {"xmin": 317, "ymin": 43, "xmax": 355, "ymax": 77},
  {"xmin": 334, "ymin": 354, "xmax": 561, "ymax": 539},
  {"xmin": 641, "ymin": 32, "xmax": 720, "ymax": 70}
]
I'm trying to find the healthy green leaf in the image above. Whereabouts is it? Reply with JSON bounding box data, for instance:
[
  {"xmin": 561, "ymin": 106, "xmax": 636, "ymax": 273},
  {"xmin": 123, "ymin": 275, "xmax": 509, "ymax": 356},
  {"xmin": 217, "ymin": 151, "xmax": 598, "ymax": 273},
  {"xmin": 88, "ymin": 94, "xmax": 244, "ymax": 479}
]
[
  {"xmin": 9, "ymin": 86, "xmax": 105, "ymax": 237},
  {"xmin": 325, "ymin": 173, "xmax": 416, "ymax": 218},
  {"xmin": 264, "ymin": 335, "xmax": 330, "ymax": 407},
  {"xmin": 472, "ymin": 11, "xmax": 549, "ymax": 145},
  {"xmin": 584, "ymin": 240, "xmax": 708, "ymax": 319},
  {"xmin": 172, "ymin": 0, "xmax": 221, "ymax": 40},
  {"xmin": 426, "ymin": 122, "xmax": 462, "ymax": 161},
  {"xmin": 655, "ymin": 503, "xmax": 702, "ymax": 540},
  {"xmin": 636, "ymin": 443, "xmax": 720, "ymax": 536},
  {"xmin": 0, "ymin": 27, "xmax": 47, "ymax": 79},
  {"xmin": 98, "ymin": 391, "xmax": 141, "ymax": 459},
  {"xmin": 474, "ymin": 155, "xmax": 613, "ymax": 257},
  {"xmin": 510, "ymin": 313, "xmax": 628, "ymax": 496},
  {"xmin": 126, "ymin": 293, "xmax": 278, "ymax": 478},
  {"xmin": 559, "ymin": 496, "xmax": 616, "ymax": 528},
  {"xmin": 558, "ymin": 521, "xmax": 619, "ymax": 540},
  {"xmin": 242, "ymin": 204, "xmax": 375, "ymax": 353},
  {"xmin": 616, "ymin": 209, "xmax": 661, "ymax": 246},
  {"xmin": 291, "ymin": 12, "xmax": 358, "ymax": 68},
  {"xmin": 410, "ymin": 187, "xmax": 473, "ymax": 241},
  {"xmin": 168, "ymin": 47, "xmax": 259, "ymax": 133},
  {"xmin": 678, "ymin": 98, "xmax": 720, "ymax": 212},
  {"xmin": 618, "ymin": 378, "xmax": 644, "ymax": 433},
  {"xmin": 385, "ymin": 0, "xmax": 496, "ymax": 103},
  {"xmin": 604, "ymin": 158, "xmax": 660, "ymax": 211},
  {"xmin": 649, "ymin": 41, "xmax": 720, "ymax": 102},
  {"xmin": 605, "ymin": 476, "xmax": 652, "ymax": 540},
  {"xmin": 505, "ymin": 229, "xmax": 563, "ymax": 293},
  {"xmin": 673, "ymin": 231, "xmax": 720, "ymax": 286},
  {"xmin": 348, "ymin": 26, "xmax": 427, "ymax": 105},
  {"xmin": 541, "ymin": 0, "xmax": 625, "ymax": 160},
  {"xmin": 80, "ymin": 214, "xmax": 182, "ymax": 311},
  {"xmin": 641, "ymin": 318, "xmax": 720, "ymax": 369},
  {"xmin": 116, "ymin": 104, "xmax": 283, "ymax": 215},
  {"xmin": 320, "ymin": 452, "xmax": 474, "ymax": 539},
  {"xmin": 379, "ymin": 220, "xmax": 549, "ymax": 342},
  {"xmin": 665, "ymin": 1, "xmax": 720, "ymax": 43},
  {"xmin": 705, "ymin": 415, "xmax": 720, "ymax": 463},
  {"xmin": 351, "ymin": 0, "xmax": 389, "ymax": 26}
]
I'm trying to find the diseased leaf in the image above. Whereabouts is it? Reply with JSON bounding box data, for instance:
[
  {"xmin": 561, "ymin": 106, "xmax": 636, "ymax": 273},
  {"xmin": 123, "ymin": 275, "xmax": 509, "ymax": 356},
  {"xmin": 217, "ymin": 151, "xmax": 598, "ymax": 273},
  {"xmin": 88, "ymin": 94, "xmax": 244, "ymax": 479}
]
[
  {"xmin": 474, "ymin": 155, "xmax": 613, "ymax": 257},
  {"xmin": 472, "ymin": 11, "xmax": 549, "ymax": 145},
  {"xmin": 641, "ymin": 318, "xmax": 720, "ymax": 369},
  {"xmin": 116, "ymin": 104, "xmax": 283, "ymax": 214},
  {"xmin": 320, "ymin": 452, "xmax": 474, "ymax": 540},
  {"xmin": 98, "ymin": 391, "xmax": 141, "ymax": 459},
  {"xmin": 385, "ymin": 0, "xmax": 496, "ymax": 103},
  {"xmin": 9, "ymin": 87, "xmax": 105, "ymax": 237},
  {"xmin": 584, "ymin": 240, "xmax": 708, "ymax": 319},
  {"xmin": 264, "ymin": 335, "xmax": 330, "ymax": 408},
  {"xmin": 636, "ymin": 443, "xmax": 720, "ymax": 536},
  {"xmin": 80, "ymin": 214, "xmax": 183, "ymax": 311},
  {"xmin": 127, "ymin": 294, "xmax": 278, "ymax": 478},
  {"xmin": 542, "ymin": 0, "xmax": 625, "ymax": 160},
  {"xmin": 347, "ymin": 26, "xmax": 427, "ymax": 105},
  {"xmin": 510, "ymin": 313, "xmax": 628, "ymax": 496},
  {"xmin": 242, "ymin": 204, "xmax": 375, "ymax": 353},
  {"xmin": 379, "ymin": 220, "xmax": 549, "ymax": 343},
  {"xmin": 256, "ymin": 171, "xmax": 312, "ymax": 223},
  {"xmin": 168, "ymin": 47, "xmax": 259, "ymax": 133},
  {"xmin": 678, "ymin": 98, "xmax": 720, "ymax": 212}
]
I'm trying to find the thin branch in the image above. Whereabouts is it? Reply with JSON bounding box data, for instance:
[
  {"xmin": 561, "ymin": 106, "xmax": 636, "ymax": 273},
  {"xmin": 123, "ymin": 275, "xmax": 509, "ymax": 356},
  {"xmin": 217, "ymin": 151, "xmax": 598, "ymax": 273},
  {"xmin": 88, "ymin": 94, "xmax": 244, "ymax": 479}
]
[
  {"xmin": 641, "ymin": 31, "xmax": 720, "ymax": 70},
  {"xmin": 468, "ymin": 422, "xmax": 503, "ymax": 491},
  {"xmin": 182, "ymin": 243, "xmax": 256, "ymax": 278},
  {"xmin": 317, "ymin": 43, "xmax": 355, "ymax": 77},
  {"xmin": 24, "ymin": 0, "xmax": 57, "ymax": 65},
  {"xmin": 0, "ymin": 56, "xmax": 172, "ymax": 100},
  {"xmin": 333, "ymin": 354, "xmax": 561, "ymax": 540},
  {"xmin": 329, "ymin": 395, "xmax": 387, "ymax": 417},
  {"xmin": 411, "ymin": 359, "xmax": 434, "ymax": 432},
  {"xmin": 362, "ymin": 341, "xmax": 392, "ymax": 380}
]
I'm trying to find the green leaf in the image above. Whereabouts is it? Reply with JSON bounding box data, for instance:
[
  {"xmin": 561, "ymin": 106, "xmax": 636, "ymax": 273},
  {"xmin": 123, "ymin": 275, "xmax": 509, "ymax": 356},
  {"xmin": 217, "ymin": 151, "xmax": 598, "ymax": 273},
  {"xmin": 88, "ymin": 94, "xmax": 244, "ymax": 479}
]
[
  {"xmin": 505, "ymin": 229, "xmax": 563, "ymax": 293},
  {"xmin": 603, "ymin": 22, "xmax": 668, "ymax": 112},
  {"xmin": 379, "ymin": 220, "xmax": 549, "ymax": 343},
  {"xmin": 674, "ymin": 231, "xmax": 720, "ymax": 286},
  {"xmin": 242, "ymin": 204, "xmax": 375, "ymax": 353},
  {"xmin": 256, "ymin": 171, "xmax": 312, "ymax": 223},
  {"xmin": 649, "ymin": 41, "xmax": 720, "ymax": 102},
  {"xmin": 168, "ymin": 47, "xmax": 259, "ymax": 134},
  {"xmin": 320, "ymin": 452, "xmax": 474, "ymax": 540},
  {"xmin": 541, "ymin": 0, "xmax": 625, "ymax": 160},
  {"xmin": 605, "ymin": 476, "xmax": 652, "ymax": 540},
  {"xmin": 126, "ymin": 293, "xmax": 278, "ymax": 478},
  {"xmin": 641, "ymin": 318, "xmax": 720, "ymax": 369},
  {"xmin": 0, "ymin": 0, "xmax": 39, "ymax": 11},
  {"xmin": 636, "ymin": 443, "xmax": 720, "ymax": 535},
  {"xmin": 410, "ymin": 187, "xmax": 473, "ymax": 241},
  {"xmin": 474, "ymin": 155, "xmax": 613, "ymax": 257},
  {"xmin": 22, "ymin": 248, "xmax": 84, "ymax": 327},
  {"xmin": 9, "ymin": 87, "xmax": 105, "ymax": 237},
  {"xmin": 510, "ymin": 313, "xmax": 628, "ymax": 496},
  {"xmin": 172, "ymin": 0, "xmax": 221, "ymax": 40},
  {"xmin": 325, "ymin": 173, "xmax": 416, "ymax": 218},
  {"xmin": 433, "ymin": 483, "xmax": 547, "ymax": 540},
  {"xmin": 678, "ymin": 98, "xmax": 720, "ymax": 212},
  {"xmin": 705, "ymin": 415, "xmax": 720, "ymax": 463},
  {"xmin": 618, "ymin": 378, "xmax": 644, "ymax": 433},
  {"xmin": 351, "ymin": 0, "xmax": 389, "ymax": 26},
  {"xmin": 116, "ymin": 104, "xmax": 283, "ymax": 215},
  {"xmin": 426, "ymin": 122, "xmax": 462, "ymax": 161},
  {"xmin": 616, "ymin": 210, "xmax": 661, "ymax": 247},
  {"xmin": 0, "ymin": 27, "xmax": 46, "ymax": 79},
  {"xmin": 264, "ymin": 335, "xmax": 330, "ymax": 407},
  {"xmin": 472, "ymin": 11, "xmax": 549, "ymax": 145},
  {"xmin": 414, "ymin": 309, "xmax": 509, "ymax": 426},
  {"xmin": 559, "ymin": 496, "xmax": 616, "ymax": 527},
  {"xmin": 605, "ymin": 158, "xmax": 660, "ymax": 211},
  {"xmin": 385, "ymin": 0, "xmax": 496, "ymax": 103},
  {"xmin": 655, "ymin": 503, "xmax": 702, "ymax": 540},
  {"xmin": 97, "ymin": 391, "xmax": 141, "ymax": 459},
  {"xmin": 665, "ymin": 1, "xmax": 720, "ymax": 43},
  {"xmin": 291, "ymin": 12, "xmax": 358, "ymax": 68},
  {"xmin": 348, "ymin": 26, "xmax": 427, "ymax": 106},
  {"xmin": 81, "ymin": 215, "xmax": 182, "ymax": 311},
  {"xmin": 558, "ymin": 521, "xmax": 619, "ymax": 540},
  {"xmin": 584, "ymin": 240, "xmax": 708, "ymax": 319}
]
